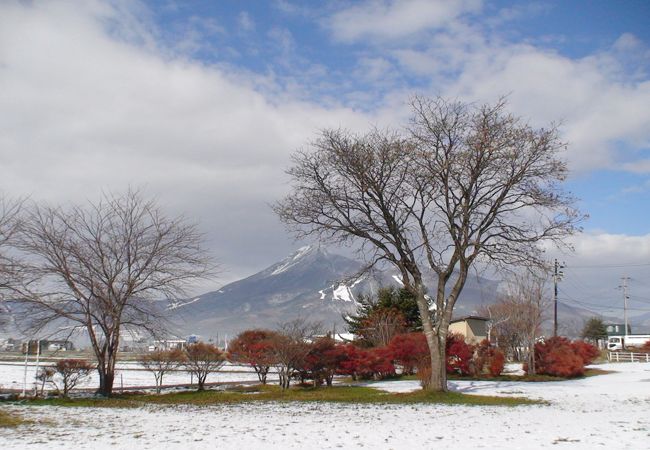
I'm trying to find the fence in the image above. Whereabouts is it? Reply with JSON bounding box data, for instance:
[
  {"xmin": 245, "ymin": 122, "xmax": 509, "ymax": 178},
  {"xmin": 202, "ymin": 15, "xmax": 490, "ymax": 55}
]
[{"xmin": 607, "ymin": 351, "xmax": 650, "ymax": 363}]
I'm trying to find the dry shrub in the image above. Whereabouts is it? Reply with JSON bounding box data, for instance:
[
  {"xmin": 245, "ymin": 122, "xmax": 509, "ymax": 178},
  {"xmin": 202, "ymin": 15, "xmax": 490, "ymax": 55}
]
[{"xmin": 417, "ymin": 363, "xmax": 432, "ymax": 389}]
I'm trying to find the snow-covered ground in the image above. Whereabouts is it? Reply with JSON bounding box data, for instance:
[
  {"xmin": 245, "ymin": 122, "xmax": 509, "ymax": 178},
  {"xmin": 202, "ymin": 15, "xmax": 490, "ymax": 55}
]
[
  {"xmin": 1, "ymin": 362, "xmax": 649, "ymax": 449},
  {"xmin": 0, "ymin": 361, "xmax": 276, "ymax": 392}
]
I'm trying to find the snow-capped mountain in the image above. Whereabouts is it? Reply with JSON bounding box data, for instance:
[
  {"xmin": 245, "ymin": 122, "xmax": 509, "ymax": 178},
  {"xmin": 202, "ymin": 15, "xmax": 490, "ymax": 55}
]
[{"xmin": 169, "ymin": 245, "xmax": 499, "ymax": 338}]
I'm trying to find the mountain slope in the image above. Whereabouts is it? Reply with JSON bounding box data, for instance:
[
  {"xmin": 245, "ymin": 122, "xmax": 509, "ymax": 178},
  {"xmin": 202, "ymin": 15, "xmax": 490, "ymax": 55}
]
[{"xmin": 169, "ymin": 246, "xmax": 499, "ymax": 338}]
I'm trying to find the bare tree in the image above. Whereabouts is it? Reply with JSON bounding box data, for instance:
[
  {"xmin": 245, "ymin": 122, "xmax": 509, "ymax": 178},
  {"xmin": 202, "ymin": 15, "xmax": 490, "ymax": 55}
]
[
  {"xmin": 51, "ymin": 359, "xmax": 94, "ymax": 397},
  {"xmin": 359, "ymin": 308, "xmax": 407, "ymax": 347},
  {"xmin": 271, "ymin": 318, "xmax": 321, "ymax": 390},
  {"xmin": 139, "ymin": 349, "xmax": 185, "ymax": 393},
  {"xmin": 487, "ymin": 273, "xmax": 549, "ymax": 371},
  {"xmin": 0, "ymin": 197, "xmax": 26, "ymax": 328},
  {"xmin": 35, "ymin": 366, "xmax": 55, "ymax": 397},
  {"xmin": 274, "ymin": 96, "xmax": 582, "ymax": 391},
  {"xmin": 15, "ymin": 190, "xmax": 213, "ymax": 396},
  {"xmin": 183, "ymin": 342, "xmax": 225, "ymax": 391}
]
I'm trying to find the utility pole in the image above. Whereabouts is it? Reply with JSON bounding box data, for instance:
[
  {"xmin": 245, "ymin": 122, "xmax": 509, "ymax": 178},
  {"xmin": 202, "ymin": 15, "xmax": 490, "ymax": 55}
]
[
  {"xmin": 553, "ymin": 259, "xmax": 564, "ymax": 337},
  {"xmin": 620, "ymin": 276, "xmax": 630, "ymax": 336}
]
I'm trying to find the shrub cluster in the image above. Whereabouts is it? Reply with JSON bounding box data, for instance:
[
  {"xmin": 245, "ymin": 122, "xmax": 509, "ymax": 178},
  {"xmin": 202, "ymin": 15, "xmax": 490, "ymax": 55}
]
[
  {"xmin": 526, "ymin": 337, "xmax": 599, "ymax": 378},
  {"xmin": 137, "ymin": 329, "xmax": 509, "ymax": 392}
]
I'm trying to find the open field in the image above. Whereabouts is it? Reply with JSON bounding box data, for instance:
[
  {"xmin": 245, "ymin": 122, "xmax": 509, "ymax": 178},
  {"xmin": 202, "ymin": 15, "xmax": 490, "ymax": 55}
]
[
  {"xmin": 0, "ymin": 359, "xmax": 274, "ymax": 393},
  {"xmin": 0, "ymin": 362, "xmax": 648, "ymax": 449}
]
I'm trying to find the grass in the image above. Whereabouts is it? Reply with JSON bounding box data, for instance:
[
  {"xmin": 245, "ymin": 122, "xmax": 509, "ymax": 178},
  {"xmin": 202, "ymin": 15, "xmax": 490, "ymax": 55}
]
[
  {"xmin": 23, "ymin": 383, "xmax": 540, "ymax": 408},
  {"xmin": 0, "ymin": 410, "xmax": 29, "ymax": 428}
]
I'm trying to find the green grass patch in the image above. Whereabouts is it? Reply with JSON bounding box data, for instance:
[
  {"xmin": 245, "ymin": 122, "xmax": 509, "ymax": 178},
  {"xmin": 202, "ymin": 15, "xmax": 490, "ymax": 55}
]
[
  {"xmin": 22, "ymin": 383, "xmax": 539, "ymax": 408},
  {"xmin": 0, "ymin": 410, "xmax": 29, "ymax": 428}
]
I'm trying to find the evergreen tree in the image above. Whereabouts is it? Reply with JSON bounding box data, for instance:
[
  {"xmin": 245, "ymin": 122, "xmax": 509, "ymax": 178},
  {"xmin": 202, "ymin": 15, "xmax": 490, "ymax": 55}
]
[
  {"xmin": 344, "ymin": 286, "xmax": 422, "ymax": 345},
  {"xmin": 581, "ymin": 317, "xmax": 607, "ymax": 343}
]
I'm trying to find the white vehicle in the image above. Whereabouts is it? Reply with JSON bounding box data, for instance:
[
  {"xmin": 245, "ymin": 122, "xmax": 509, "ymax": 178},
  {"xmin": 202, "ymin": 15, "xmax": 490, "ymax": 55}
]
[{"xmin": 607, "ymin": 335, "xmax": 650, "ymax": 351}]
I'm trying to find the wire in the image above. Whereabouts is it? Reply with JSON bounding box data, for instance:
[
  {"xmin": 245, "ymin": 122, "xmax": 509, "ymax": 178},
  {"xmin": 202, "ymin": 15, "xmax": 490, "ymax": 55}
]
[
  {"xmin": 567, "ymin": 263, "xmax": 650, "ymax": 269},
  {"xmin": 558, "ymin": 287, "xmax": 650, "ymax": 312}
]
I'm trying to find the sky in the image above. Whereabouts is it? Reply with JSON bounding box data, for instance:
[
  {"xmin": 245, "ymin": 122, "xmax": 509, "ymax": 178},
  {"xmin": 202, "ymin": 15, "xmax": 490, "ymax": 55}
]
[{"xmin": 0, "ymin": 0, "xmax": 649, "ymax": 319}]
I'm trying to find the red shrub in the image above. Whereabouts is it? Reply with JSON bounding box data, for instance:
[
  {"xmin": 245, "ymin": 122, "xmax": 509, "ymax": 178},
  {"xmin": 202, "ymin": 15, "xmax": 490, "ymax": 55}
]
[
  {"xmin": 304, "ymin": 337, "xmax": 351, "ymax": 386},
  {"xmin": 531, "ymin": 337, "xmax": 585, "ymax": 378},
  {"xmin": 335, "ymin": 344, "xmax": 363, "ymax": 379},
  {"xmin": 488, "ymin": 349, "xmax": 505, "ymax": 377},
  {"xmin": 355, "ymin": 347, "xmax": 396, "ymax": 380},
  {"xmin": 571, "ymin": 340, "xmax": 600, "ymax": 365},
  {"xmin": 446, "ymin": 333, "xmax": 474, "ymax": 376},
  {"xmin": 472, "ymin": 339, "xmax": 505, "ymax": 377},
  {"xmin": 387, "ymin": 333, "xmax": 429, "ymax": 375},
  {"xmin": 639, "ymin": 340, "xmax": 650, "ymax": 352}
]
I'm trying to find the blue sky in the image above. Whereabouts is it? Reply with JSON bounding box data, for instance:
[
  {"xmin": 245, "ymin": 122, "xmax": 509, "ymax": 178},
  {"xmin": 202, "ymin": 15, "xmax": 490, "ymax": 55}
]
[
  {"xmin": 0, "ymin": 0, "xmax": 649, "ymax": 316},
  {"xmin": 139, "ymin": 0, "xmax": 650, "ymax": 235}
]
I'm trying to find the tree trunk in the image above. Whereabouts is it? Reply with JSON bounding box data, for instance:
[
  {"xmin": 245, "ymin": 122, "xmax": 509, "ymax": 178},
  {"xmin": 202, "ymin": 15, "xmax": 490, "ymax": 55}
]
[
  {"xmin": 97, "ymin": 370, "xmax": 114, "ymax": 396},
  {"xmin": 429, "ymin": 334, "xmax": 447, "ymax": 391},
  {"xmin": 413, "ymin": 281, "xmax": 447, "ymax": 392}
]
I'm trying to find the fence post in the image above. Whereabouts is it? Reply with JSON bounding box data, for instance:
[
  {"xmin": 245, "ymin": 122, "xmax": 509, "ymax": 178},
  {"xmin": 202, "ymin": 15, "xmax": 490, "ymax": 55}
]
[{"xmin": 631, "ymin": 352, "xmax": 634, "ymax": 363}]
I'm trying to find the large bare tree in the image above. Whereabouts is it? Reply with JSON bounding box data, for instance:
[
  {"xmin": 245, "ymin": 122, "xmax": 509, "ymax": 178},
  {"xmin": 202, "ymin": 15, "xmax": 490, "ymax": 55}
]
[
  {"xmin": 274, "ymin": 96, "xmax": 582, "ymax": 391},
  {"xmin": 0, "ymin": 197, "xmax": 25, "ymax": 328},
  {"xmin": 16, "ymin": 190, "xmax": 213, "ymax": 396}
]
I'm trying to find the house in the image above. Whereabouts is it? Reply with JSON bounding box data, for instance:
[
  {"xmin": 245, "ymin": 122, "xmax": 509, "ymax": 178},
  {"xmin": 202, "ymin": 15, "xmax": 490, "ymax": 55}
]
[
  {"xmin": 148, "ymin": 339, "xmax": 190, "ymax": 352},
  {"xmin": 605, "ymin": 323, "xmax": 631, "ymax": 336},
  {"xmin": 449, "ymin": 315, "xmax": 489, "ymax": 344},
  {"xmin": 21, "ymin": 339, "xmax": 75, "ymax": 354}
]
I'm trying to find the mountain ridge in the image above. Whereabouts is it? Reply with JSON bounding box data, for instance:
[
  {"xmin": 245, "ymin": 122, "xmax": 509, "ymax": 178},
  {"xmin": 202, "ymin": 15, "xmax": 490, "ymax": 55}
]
[{"xmin": 169, "ymin": 245, "xmax": 500, "ymax": 338}]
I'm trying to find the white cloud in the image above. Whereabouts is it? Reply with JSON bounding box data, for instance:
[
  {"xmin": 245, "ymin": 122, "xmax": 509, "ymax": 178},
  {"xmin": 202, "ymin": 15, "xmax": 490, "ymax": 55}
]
[
  {"xmin": 542, "ymin": 232, "xmax": 650, "ymax": 316},
  {"xmin": 320, "ymin": 1, "xmax": 650, "ymax": 176},
  {"xmin": 325, "ymin": 0, "xmax": 482, "ymax": 43},
  {"xmin": 620, "ymin": 160, "xmax": 650, "ymax": 174},
  {"xmin": 238, "ymin": 11, "xmax": 255, "ymax": 32},
  {"xmin": 0, "ymin": 1, "xmax": 375, "ymax": 290},
  {"xmin": 378, "ymin": 17, "xmax": 650, "ymax": 175}
]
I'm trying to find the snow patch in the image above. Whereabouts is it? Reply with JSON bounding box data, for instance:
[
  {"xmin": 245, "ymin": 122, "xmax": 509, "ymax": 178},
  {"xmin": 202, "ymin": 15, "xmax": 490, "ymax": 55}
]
[
  {"xmin": 270, "ymin": 245, "xmax": 314, "ymax": 275},
  {"xmin": 168, "ymin": 297, "xmax": 201, "ymax": 310},
  {"xmin": 332, "ymin": 284, "xmax": 354, "ymax": 302},
  {"xmin": 392, "ymin": 275, "xmax": 404, "ymax": 285}
]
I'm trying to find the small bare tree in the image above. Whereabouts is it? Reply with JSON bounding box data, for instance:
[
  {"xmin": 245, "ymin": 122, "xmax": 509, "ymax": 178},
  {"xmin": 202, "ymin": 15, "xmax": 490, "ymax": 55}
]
[
  {"xmin": 275, "ymin": 96, "xmax": 582, "ymax": 391},
  {"xmin": 139, "ymin": 349, "xmax": 185, "ymax": 393},
  {"xmin": 483, "ymin": 273, "xmax": 549, "ymax": 371},
  {"xmin": 271, "ymin": 318, "xmax": 321, "ymax": 390},
  {"xmin": 183, "ymin": 342, "xmax": 226, "ymax": 391},
  {"xmin": 15, "ymin": 190, "xmax": 213, "ymax": 396},
  {"xmin": 52, "ymin": 359, "xmax": 94, "ymax": 397},
  {"xmin": 359, "ymin": 308, "xmax": 407, "ymax": 347},
  {"xmin": 35, "ymin": 366, "xmax": 55, "ymax": 397}
]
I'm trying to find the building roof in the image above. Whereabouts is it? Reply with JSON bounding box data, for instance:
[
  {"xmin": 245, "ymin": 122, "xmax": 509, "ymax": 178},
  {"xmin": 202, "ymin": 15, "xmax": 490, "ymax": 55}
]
[{"xmin": 450, "ymin": 315, "xmax": 490, "ymax": 324}]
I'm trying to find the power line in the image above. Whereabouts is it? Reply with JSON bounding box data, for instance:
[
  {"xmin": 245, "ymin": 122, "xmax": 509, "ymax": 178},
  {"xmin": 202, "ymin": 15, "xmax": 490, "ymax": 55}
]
[
  {"xmin": 557, "ymin": 287, "xmax": 650, "ymax": 313},
  {"xmin": 568, "ymin": 262, "xmax": 650, "ymax": 269}
]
